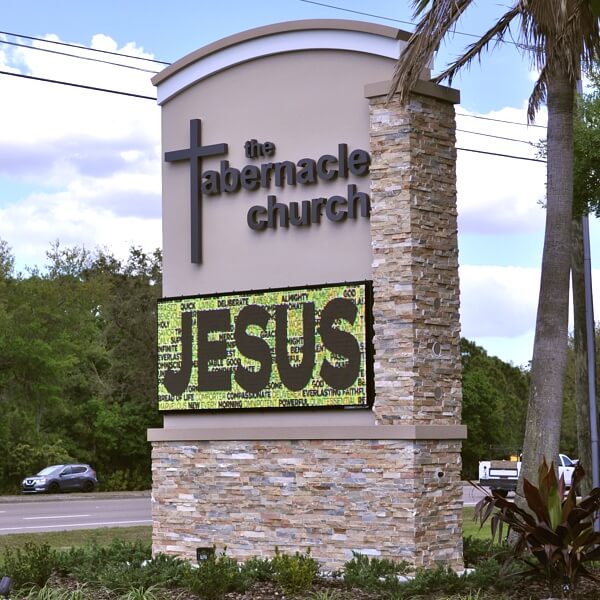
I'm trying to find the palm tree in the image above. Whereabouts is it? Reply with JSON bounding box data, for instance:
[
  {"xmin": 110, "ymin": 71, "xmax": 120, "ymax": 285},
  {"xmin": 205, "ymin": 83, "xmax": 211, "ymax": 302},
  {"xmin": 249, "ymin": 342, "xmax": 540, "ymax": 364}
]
[{"xmin": 389, "ymin": 1, "xmax": 600, "ymax": 490}]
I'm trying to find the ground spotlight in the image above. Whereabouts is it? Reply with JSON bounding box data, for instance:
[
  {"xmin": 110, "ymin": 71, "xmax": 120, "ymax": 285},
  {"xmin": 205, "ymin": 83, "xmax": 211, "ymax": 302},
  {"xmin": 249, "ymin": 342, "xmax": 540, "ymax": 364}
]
[{"xmin": 0, "ymin": 576, "xmax": 11, "ymax": 598}]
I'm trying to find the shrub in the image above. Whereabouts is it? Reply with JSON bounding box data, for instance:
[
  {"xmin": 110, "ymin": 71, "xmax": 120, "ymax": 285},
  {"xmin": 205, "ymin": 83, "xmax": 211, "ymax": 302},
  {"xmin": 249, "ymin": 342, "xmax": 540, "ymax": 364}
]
[
  {"xmin": 184, "ymin": 549, "xmax": 252, "ymax": 599},
  {"xmin": 462, "ymin": 557, "xmax": 515, "ymax": 592},
  {"xmin": 0, "ymin": 542, "xmax": 57, "ymax": 589},
  {"xmin": 391, "ymin": 565, "xmax": 467, "ymax": 598},
  {"xmin": 116, "ymin": 584, "xmax": 162, "ymax": 600},
  {"xmin": 55, "ymin": 539, "xmax": 156, "ymax": 592},
  {"xmin": 52, "ymin": 547, "xmax": 91, "ymax": 577},
  {"xmin": 474, "ymin": 459, "xmax": 600, "ymax": 598},
  {"xmin": 241, "ymin": 556, "xmax": 274, "ymax": 582},
  {"xmin": 134, "ymin": 553, "xmax": 191, "ymax": 588},
  {"xmin": 67, "ymin": 539, "xmax": 151, "ymax": 575},
  {"xmin": 17, "ymin": 584, "xmax": 90, "ymax": 599},
  {"xmin": 271, "ymin": 548, "xmax": 320, "ymax": 595},
  {"xmin": 342, "ymin": 552, "xmax": 410, "ymax": 592},
  {"xmin": 101, "ymin": 469, "xmax": 151, "ymax": 492},
  {"xmin": 462, "ymin": 535, "xmax": 511, "ymax": 568}
]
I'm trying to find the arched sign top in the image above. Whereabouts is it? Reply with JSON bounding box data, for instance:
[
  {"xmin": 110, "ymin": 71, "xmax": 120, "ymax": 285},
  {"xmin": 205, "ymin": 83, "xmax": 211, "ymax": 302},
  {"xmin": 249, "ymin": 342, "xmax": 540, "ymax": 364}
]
[{"xmin": 152, "ymin": 19, "xmax": 410, "ymax": 105}]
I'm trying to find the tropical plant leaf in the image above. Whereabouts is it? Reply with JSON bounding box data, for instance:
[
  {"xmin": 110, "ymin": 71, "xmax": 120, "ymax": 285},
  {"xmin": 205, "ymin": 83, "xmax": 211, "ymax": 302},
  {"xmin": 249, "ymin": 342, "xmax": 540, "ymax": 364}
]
[
  {"xmin": 523, "ymin": 478, "xmax": 551, "ymax": 524},
  {"xmin": 474, "ymin": 461, "xmax": 600, "ymax": 594}
]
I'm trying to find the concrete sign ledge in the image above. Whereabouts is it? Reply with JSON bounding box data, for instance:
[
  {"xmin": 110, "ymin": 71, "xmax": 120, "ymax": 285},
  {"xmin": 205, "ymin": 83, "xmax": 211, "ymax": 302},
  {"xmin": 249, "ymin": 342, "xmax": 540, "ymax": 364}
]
[{"xmin": 147, "ymin": 424, "xmax": 467, "ymax": 441}]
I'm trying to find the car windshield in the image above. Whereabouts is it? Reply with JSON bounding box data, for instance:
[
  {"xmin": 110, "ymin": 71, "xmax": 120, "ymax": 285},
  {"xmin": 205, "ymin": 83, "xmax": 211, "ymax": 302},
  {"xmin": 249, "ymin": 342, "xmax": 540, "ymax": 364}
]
[
  {"xmin": 36, "ymin": 465, "xmax": 63, "ymax": 476},
  {"xmin": 560, "ymin": 455, "xmax": 574, "ymax": 467}
]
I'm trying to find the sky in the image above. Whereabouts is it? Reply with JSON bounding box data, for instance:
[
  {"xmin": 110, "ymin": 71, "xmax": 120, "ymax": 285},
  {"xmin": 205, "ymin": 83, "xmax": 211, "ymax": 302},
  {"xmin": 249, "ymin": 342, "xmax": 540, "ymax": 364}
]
[{"xmin": 0, "ymin": 0, "xmax": 598, "ymax": 368}]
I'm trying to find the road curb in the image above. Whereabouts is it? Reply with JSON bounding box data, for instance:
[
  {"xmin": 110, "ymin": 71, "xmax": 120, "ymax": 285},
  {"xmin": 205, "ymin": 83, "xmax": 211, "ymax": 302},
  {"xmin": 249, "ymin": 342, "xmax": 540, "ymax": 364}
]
[{"xmin": 0, "ymin": 490, "xmax": 151, "ymax": 503}]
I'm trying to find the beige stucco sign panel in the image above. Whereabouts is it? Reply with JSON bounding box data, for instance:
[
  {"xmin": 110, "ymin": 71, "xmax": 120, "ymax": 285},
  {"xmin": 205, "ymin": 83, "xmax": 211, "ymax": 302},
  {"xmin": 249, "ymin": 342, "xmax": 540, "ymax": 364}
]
[{"xmin": 154, "ymin": 20, "xmax": 406, "ymax": 297}]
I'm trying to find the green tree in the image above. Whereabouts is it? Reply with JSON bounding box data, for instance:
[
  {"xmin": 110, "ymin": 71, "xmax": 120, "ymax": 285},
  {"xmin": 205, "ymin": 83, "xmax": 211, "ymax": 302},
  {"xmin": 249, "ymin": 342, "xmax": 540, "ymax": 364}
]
[
  {"xmin": 390, "ymin": 0, "xmax": 600, "ymax": 490},
  {"xmin": 0, "ymin": 239, "xmax": 14, "ymax": 280},
  {"xmin": 573, "ymin": 71, "xmax": 600, "ymax": 213},
  {"xmin": 460, "ymin": 339, "xmax": 529, "ymax": 478},
  {"xmin": 0, "ymin": 241, "xmax": 162, "ymax": 492},
  {"xmin": 90, "ymin": 247, "xmax": 162, "ymax": 487}
]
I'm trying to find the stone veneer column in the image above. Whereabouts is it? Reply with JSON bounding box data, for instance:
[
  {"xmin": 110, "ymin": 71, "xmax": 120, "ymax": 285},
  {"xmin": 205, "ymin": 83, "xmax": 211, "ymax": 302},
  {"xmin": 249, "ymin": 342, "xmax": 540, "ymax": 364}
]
[
  {"xmin": 367, "ymin": 80, "xmax": 461, "ymax": 427},
  {"xmin": 366, "ymin": 80, "xmax": 463, "ymax": 565}
]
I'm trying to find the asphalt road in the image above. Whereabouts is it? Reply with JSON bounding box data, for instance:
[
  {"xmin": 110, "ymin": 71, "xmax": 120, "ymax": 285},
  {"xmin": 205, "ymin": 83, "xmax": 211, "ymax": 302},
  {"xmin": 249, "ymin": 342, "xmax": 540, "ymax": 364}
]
[
  {"xmin": 0, "ymin": 485, "xmax": 486, "ymax": 535},
  {"xmin": 0, "ymin": 492, "xmax": 151, "ymax": 535},
  {"xmin": 463, "ymin": 483, "xmax": 491, "ymax": 506}
]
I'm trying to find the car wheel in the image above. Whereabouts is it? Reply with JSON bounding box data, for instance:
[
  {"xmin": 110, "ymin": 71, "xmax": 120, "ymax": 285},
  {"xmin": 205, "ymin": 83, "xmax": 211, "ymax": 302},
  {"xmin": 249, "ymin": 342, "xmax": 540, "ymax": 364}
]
[
  {"xmin": 82, "ymin": 480, "xmax": 94, "ymax": 493},
  {"xmin": 48, "ymin": 482, "xmax": 60, "ymax": 494},
  {"xmin": 491, "ymin": 488, "xmax": 508, "ymax": 498}
]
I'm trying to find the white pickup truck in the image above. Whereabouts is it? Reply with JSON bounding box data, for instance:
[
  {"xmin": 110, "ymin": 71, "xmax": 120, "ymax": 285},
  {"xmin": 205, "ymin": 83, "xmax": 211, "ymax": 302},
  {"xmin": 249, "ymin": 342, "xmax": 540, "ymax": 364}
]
[{"xmin": 478, "ymin": 453, "xmax": 577, "ymax": 495}]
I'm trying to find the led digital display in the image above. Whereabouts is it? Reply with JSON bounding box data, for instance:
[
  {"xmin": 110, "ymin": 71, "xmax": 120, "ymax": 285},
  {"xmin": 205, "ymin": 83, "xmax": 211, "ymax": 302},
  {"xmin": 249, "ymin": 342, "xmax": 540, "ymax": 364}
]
[{"xmin": 157, "ymin": 282, "xmax": 372, "ymax": 411}]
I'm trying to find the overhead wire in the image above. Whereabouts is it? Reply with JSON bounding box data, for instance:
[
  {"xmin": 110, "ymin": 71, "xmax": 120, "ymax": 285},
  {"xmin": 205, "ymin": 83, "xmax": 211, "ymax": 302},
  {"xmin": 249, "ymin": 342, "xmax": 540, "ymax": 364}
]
[
  {"xmin": 457, "ymin": 112, "xmax": 546, "ymax": 129},
  {"xmin": 0, "ymin": 21, "xmax": 548, "ymax": 162},
  {"xmin": 457, "ymin": 147, "xmax": 545, "ymax": 163},
  {"xmin": 0, "ymin": 69, "xmax": 546, "ymax": 163},
  {"xmin": 0, "ymin": 38, "xmax": 160, "ymax": 74},
  {"xmin": 0, "ymin": 69, "xmax": 157, "ymax": 101},
  {"xmin": 456, "ymin": 129, "xmax": 540, "ymax": 145},
  {"xmin": 0, "ymin": 19, "xmax": 549, "ymax": 132},
  {"xmin": 298, "ymin": 0, "xmax": 481, "ymax": 38},
  {"xmin": 0, "ymin": 29, "xmax": 169, "ymax": 65},
  {"xmin": 299, "ymin": 0, "xmax": 519, "ymax": 44},
  {"xmin": 0, "ymin": 38, "xmax": 547, "ymax": 132}
]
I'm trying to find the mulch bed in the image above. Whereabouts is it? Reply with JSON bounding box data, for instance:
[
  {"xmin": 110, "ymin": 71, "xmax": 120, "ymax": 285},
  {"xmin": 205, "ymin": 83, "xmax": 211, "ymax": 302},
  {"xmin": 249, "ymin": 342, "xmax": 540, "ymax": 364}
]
[{"xmin": 38, "ymin": 570, "xmax": 600, "ymax": 599}]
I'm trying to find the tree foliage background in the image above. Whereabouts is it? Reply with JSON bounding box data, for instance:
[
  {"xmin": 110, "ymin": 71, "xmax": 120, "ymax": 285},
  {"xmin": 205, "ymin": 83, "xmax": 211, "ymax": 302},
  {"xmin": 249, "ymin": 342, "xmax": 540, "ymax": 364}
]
[
  {"xmin": 0, "ymin": 238, "xmax": 596, "ymax": 490},
  {"xmin": 0, "ymin": 240, "xmax": 162, "ymax": 492}
]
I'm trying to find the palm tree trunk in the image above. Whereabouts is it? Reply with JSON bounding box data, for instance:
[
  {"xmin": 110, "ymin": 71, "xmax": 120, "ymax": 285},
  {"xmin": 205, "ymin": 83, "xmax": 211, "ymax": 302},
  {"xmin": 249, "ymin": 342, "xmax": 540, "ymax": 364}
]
[{"xmin": 518, "ymin": 70, "xmax": 575, "ymax": 495}]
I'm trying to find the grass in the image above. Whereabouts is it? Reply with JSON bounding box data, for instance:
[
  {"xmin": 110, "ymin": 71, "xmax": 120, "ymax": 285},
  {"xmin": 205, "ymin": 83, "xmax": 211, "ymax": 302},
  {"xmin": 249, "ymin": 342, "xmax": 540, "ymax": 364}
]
[
  {"xmin": 0, "ymin": 526, "xmax": 151, "ymax": 551},
  {"xmin": 462, "ymin": 506, "xmax": 493, "ymax": 540}
]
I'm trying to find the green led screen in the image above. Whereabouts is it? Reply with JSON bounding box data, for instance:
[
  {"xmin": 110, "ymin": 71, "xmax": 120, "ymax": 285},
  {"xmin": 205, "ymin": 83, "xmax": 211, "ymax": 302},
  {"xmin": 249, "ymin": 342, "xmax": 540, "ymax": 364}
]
[{"xmin": 157, "ymin": 282, "xmax": 372, "ymax": 411}]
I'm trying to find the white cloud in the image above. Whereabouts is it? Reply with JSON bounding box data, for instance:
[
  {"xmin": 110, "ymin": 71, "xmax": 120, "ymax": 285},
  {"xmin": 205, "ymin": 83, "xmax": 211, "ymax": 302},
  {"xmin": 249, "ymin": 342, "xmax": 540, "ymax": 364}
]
[
  {"xmin": 456, "ymin": 105, "xmax": 547, "ymax": 235},
  {"xmin": 459, "ymin": 264, "xmax": 540, "ymax": 339},
  {"xmin": 460, "ymin": 261, "xmax": 600, "ymax": 365},
  {"xmin": 0, "ymin": 33, "xmax": 161, "ymax": 271}
]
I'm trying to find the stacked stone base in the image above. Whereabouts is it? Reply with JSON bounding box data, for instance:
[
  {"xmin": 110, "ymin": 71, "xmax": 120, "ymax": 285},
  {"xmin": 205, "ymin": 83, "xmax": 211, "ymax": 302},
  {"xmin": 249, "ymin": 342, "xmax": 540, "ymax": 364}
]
[{"xmin": 151, "ymin": 438, "xmax": 463, "ymax": 572}]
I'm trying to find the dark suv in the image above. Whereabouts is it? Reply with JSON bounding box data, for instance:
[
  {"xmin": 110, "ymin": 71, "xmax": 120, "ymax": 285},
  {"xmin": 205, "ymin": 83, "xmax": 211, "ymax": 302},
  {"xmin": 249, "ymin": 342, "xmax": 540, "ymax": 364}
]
[{"xmin": 21, "ymin": 464, "xmax": 98, "ymax": 494}]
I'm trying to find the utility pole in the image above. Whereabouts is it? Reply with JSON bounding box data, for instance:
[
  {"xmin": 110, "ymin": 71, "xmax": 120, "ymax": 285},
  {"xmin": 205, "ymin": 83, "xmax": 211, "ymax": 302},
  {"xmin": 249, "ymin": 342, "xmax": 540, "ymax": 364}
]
[
  {"xmin": 582, "ymin": 213, "xmax": 598, "ymax": 490},
  {"xmin": 576, "ymin": 79, "xmax": 599, "ymax": 494}
]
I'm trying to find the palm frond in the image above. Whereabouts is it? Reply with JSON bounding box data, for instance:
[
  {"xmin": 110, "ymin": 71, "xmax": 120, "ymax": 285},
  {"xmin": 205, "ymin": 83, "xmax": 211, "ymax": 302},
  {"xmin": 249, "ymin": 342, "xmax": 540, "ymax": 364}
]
[
  {"xmin": 528, "ymin": 65, "xmax": 548, "ymax": 123},
  {"xmin": 519, "ymin": 0, "xmax": 600, "ymax": 77},
  {"xmin": 431, "ymin": 5, "xmax": 522, "ymax": 86},
  {"xmin": 387, "ymin": 0, "xmax": 473, "ymax": 103},
  {"xmin": 390, "ymin": 0, "xmax": 600, "ymax": 124}
]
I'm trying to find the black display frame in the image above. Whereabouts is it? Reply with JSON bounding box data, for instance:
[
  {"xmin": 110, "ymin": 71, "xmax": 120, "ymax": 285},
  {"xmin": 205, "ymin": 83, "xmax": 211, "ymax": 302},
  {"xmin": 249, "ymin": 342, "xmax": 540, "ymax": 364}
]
[{"xmin": 156, "ymin": 280, "xmax": 374, "ymax": 413}]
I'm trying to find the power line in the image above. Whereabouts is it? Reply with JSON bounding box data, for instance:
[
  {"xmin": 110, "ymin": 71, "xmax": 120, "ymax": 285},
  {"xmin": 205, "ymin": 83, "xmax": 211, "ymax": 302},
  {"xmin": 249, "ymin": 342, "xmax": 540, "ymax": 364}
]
[
  {"xmin": 0, "ymin": 39, "xmax": 160, "ymax": 74},
  {"xmin": 0, "ymin": 28, "xmax": 548, "ymax": 133},
  {"xmin": 0, "ymin": 43, "xmax": 549, "ymax": 164},
  {"xmin": 457, "ymin": 128, "xmax": 537, "ymax": 145},
  {"xmin": 299, "ymin": 0, "xmax": 506, "ymax": 42},
  {"xmin": 0, "ymin": 69, "xmax": 157, "ymax": 101},
  {"xmin": 0, "ymin": 42, "xmax": 546, "ymax": 133},
  {"xmin": 0, "ymin": 71, "xmax": 548, "ymax": 163},
  {"xmin": 299, "ymin": 0, "xmax": 424, "ymax": 31},
  {"xmin": 0, "ymin": 29, "xmax": 170, "ymax": 65},
  {"xmin": 457, "ymin": 112, "xmax": 547, "ymax": 129},
  {"xmin": 299, "ymin": 2, "xmax": 549, "ymax": 134},
  {"xmin": 457, "ymin": 147, "xmax": 546, "ymax": 163}
]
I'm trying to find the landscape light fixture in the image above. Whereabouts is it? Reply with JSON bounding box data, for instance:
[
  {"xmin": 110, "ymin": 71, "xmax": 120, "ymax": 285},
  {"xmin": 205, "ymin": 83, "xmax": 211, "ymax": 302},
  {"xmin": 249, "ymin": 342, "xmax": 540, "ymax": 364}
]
[
  {"xmin": 196, "ymin": 547, "xmax": 215, "ymax": 563},
  {"xmin": 0, "ymin": 576, "xmax": 11, "ymax": 598}
]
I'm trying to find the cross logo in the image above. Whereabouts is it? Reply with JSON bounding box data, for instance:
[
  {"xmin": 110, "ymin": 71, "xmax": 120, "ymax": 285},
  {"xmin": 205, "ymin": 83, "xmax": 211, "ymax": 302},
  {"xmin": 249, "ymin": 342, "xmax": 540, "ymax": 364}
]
[{"xmin": 164, "ymin": 119, "xmax": 228, "ymax": 264}]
